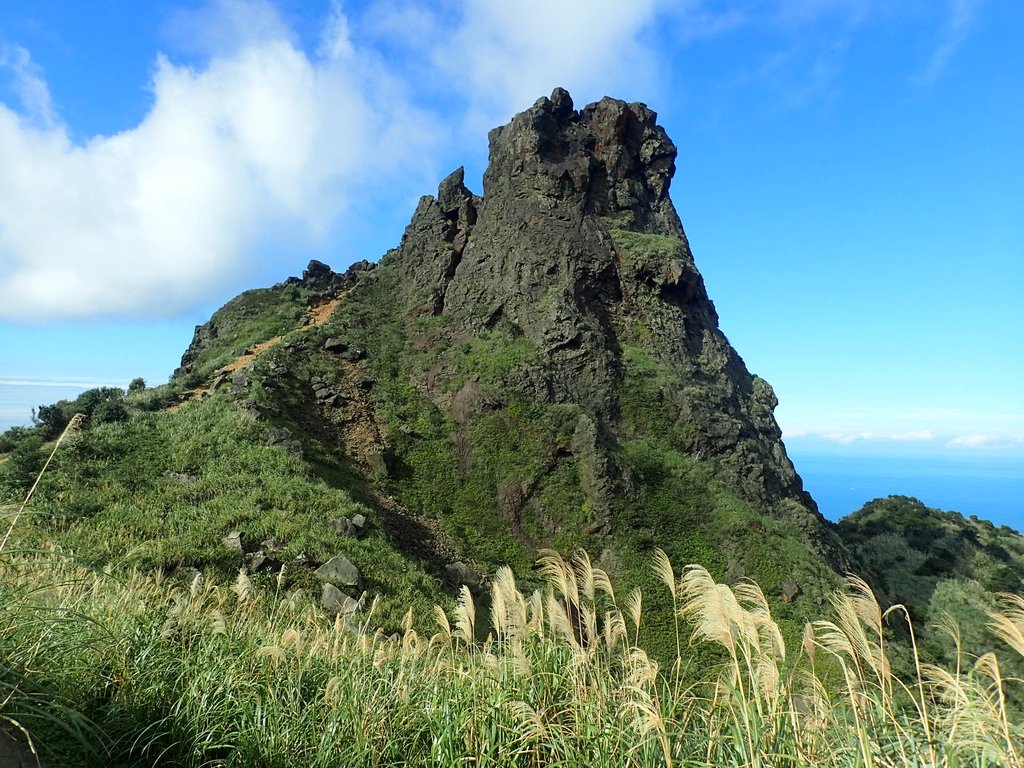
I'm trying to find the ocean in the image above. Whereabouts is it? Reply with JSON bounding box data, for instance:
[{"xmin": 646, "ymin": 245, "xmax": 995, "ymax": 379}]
[{"xmin": 788, "ymin": 451, "xmax": 1024, "ymax": 533}]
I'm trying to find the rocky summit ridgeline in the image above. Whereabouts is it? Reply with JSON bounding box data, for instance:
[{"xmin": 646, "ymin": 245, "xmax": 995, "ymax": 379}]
[{"xmin": 165, "ymin": 87, "xmax": 852, "ymax": 627}]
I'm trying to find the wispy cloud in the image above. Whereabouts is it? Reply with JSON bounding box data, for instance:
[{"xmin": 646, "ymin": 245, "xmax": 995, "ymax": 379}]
[
  {"xmin": 0, "ymin": 377, "xmax": 121, "ymax": 388},
  {"xmin": 814, "ymin": 430, "xmax": 939, "ymax": 445},
  {"xmin": 891, "ymin": 430, "xmax": 938, "ymax": 441},
  {"xmin": 0, "ymin": 43, "xmax": 56, "ymax": 127},
  {"xmin": 916, "ymin": 0, "xmax": 982, "ymax": 85},
  {"xmin": 426, "ymin": 0, "xmax": 671, "ymax": 132},
  {"xmin": 162, "ymin": 0, "xmax": 295, "ymax": 57},
  {"xmin": 820, "ymin": 431, "xmax": 879, "ymax": 445},
  {"xmin": 787, "ymin": 428, "xmax": 1024, "ymax": 452},
  {"xmin": 946, "ymin": 434, "xmax": 1024, "ymax": 450}
]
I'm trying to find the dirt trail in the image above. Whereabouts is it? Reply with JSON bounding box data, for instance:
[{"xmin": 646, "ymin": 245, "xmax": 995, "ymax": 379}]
[
  {"xmin": 173, "ymin": 294, "xmax": 347, "ymax": 407},
  {"xmin": 309, "ymin": 296, "xmax": 344, "ymax": 325},
  {"xmin": 168, "ymin": 291, "xmax": 470, "ymax": 573}
]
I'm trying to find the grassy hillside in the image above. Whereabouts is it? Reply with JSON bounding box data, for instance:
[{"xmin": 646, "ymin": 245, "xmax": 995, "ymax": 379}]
[
  {"xmin": 0, "ymin": 547, "xmax": 1021, "ymax": 766},
  {"xmin": 840, "ymin": 495, "xmax": 1024, "ymax": 693},
  {"xmin": 2, "ymin": 264, "xmax": 1022, "ymax": 764},
  {"xmin": 174, "ymin": 281, "xmax": 323, "ymax": 387}
]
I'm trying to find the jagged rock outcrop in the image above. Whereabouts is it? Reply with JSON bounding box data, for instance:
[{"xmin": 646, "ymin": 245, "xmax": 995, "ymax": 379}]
[
  {"xmin": 383, "ymin": 88, "xmax": 844, "ymax": 565},
  {"xmin": 170, "ymin": 88, "xmax": 850, "ymax": 595}
]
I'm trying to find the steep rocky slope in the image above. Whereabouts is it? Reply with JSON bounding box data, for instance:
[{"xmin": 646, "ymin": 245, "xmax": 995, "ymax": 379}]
[
  {"xmin": 4, "ymin": 90, "xmax": 876, "ymax": 658},
  {"xmin": 389, "ymin": 88, "xmax": 835, "ymax": 548},
  {"xmin": 163, "ymin": 89, "xmax": 855, "ymax": 643}
]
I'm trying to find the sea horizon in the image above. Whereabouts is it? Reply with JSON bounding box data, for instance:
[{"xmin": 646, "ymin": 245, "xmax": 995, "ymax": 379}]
[{"xmin": 789, "ymin": 448, "xmax": 1024, "ymax": 533}]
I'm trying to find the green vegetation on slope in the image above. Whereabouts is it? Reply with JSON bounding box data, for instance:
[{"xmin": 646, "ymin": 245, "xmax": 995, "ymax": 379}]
[
  {"xmin": 176, "ymin": 282, "xmax": 319, "ymax": 386},
  {"xmin": 609, "ymin": 227, "xmax": 687, "ymax": 280},
  {"xmin": 1, "ymin": 263, "xmax": 1022, "ymax": 765},
  {"xmin": 1, "ymin": 397, "xmax": 445, "ymax": 633},
  {"xmin": 840, "ymin": 495, "xmax": 1024, "ymax": 697},
  {"xmin": 282, "ymin": 257, "xmax": 844, "ymax": 668}
]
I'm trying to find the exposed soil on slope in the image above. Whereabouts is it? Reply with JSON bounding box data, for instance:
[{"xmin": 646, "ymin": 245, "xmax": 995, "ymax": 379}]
[{"xmin": 170, "ymin": 294, "xmax": 348, "ymax": 409}]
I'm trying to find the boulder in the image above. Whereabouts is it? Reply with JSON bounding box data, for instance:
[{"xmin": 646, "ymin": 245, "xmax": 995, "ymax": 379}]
[
  {"xmin": 781, "ymin": 581, "xmax": 802, "ymax": 603},
  {"xmin": 237, "ymin": 398, "xmax": 261, "ymax": 421},
  {"xmin": 263, "ymin": 427, "xmax": 303, "ymax": 458},
  {"xmin": 445, "ymin": 561, "xmax": 486, "ymax": 596},
  {"xmin": 246, "ymin": 550, "xmax": 279, "ymax": 573},
  {"xmin": 321, "ymin": 583, "xmax": 360, "ymax": 616},
  {"xmin": 315, "ymin": 555, "xmax": 362, "ymax": 591},
  {"xmin": 223, "ymin": 530, "xmax": 247, "ymax": 553},
  {"xmin": 231, "ymin": 372, "xmax": 250, "ymax": 394},
  {"xmin": 292, "ymin": 551, "xmax": 317, "ymax": 568},
  {"xmin": 366, "ymin": 450, "xmax": 389, "ymax": 478},
  {"xmin": 328, "ymin": 516, "xmax": 357, "ymax": 538}
]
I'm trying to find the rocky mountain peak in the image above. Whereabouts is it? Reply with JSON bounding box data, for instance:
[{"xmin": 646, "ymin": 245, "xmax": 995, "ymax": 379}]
[
  {"xmin": 169, "ymin": 88, "xmax": 848, "ymax": 579},
  {"xmin": 484, "ymin": 88, "xmax": 678, "ymax": 228},
  {"xmin": 382, "ymin": 88, "xmax": 846, "ymax": 566}
]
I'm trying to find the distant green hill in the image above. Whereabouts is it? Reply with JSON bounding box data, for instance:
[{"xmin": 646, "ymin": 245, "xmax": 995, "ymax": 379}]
[{"xmin": 839, "ymin": 495, "xmax": 1024, "ymax": 690}]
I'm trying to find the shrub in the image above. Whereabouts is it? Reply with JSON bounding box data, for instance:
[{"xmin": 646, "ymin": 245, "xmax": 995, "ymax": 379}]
[{"xmin": 0, "ymin": 433, "xmax": 45, "ymax": 494}]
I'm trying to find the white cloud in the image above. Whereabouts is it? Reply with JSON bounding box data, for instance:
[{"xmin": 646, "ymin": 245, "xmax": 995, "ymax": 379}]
[
  {"xmin": 890, "ymin": 429, "xmax": 937, "ymax": 442},
  {"xmin": 163, "ymin": 0, "xmax": 294, "ymax": 57},
  {"xmin": 0, "ymin": 4, "xmax": 441, "ymax": 321},
  {"xmin": 916, "ymin": 0, "xmax": 982, "ymax": 84},
  {"xmin": 0, "ymin": 377, "xmax": 121, "ymax": 388},
  {"xmin": 821, "ymin": 431, "xmax": 879, "ymax": 445},
  {"xmin": 786, "ymin": 428, "xmax": 1024, "ymax": 453},
  {"xmin": 946, "ymin": 434, "xmax": 1024, "ymax": 450},
  {"xmin": 0, "ymin": 44, "xmax": 56, "ymax": 127},
  {"xmin": 429, "ymin": 0, "xmax": 670, "ymax": 129}
]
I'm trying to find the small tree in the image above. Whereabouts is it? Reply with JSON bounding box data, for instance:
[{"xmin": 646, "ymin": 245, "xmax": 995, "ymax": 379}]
[
  {"xmin": 92, "ymin": 399, "xmax": 130, "ymax": 424},
  {"xmin": 33, "ymin": 402, "xmax": 70, "ymax": 439},
  {"xmin": 128, "ymin": 377, "xmax": 146, "ymax": 392},
  {"xmin": 0, "ymin": 426, "xmax": 34, "ymax": 453}
]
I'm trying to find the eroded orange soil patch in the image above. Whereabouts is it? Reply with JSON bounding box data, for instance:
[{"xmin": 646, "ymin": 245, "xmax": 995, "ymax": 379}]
[
  {"xmin": 170, "ymin": 293, "xmax": 348, "ymax": 408},
  {"xmin": 309, "ymin": 294, "xmax": 345, "ymax": 325}
]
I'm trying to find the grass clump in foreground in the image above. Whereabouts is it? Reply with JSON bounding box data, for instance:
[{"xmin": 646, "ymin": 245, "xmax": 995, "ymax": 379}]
[{"xmin": 0, "ymin": 547, "xmax": 1022, "ymax": 767}]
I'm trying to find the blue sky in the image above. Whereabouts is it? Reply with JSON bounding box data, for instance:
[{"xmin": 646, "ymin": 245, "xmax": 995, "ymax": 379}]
[{"xmin": 0, "ymin": 0, "xmax": 1022, "ymax": 459}]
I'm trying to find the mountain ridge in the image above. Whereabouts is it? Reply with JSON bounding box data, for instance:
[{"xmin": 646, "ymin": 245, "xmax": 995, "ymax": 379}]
[
  {"xmin": 167, "ymin": 89, "xmax": 849, "ymax": 591},
  {"xmin": 5, "ymin": 90, "xmax": 1022, "ymax": 669},
  {"xmin": 103, "ymin": 90, "xmax": 853, "ymax": 662}
]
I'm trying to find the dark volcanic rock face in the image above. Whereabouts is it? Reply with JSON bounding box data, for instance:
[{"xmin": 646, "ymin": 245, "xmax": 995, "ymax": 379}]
[{"xmin": 387, "ymin": 88, "xmax": 845, "ymax": 566}]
